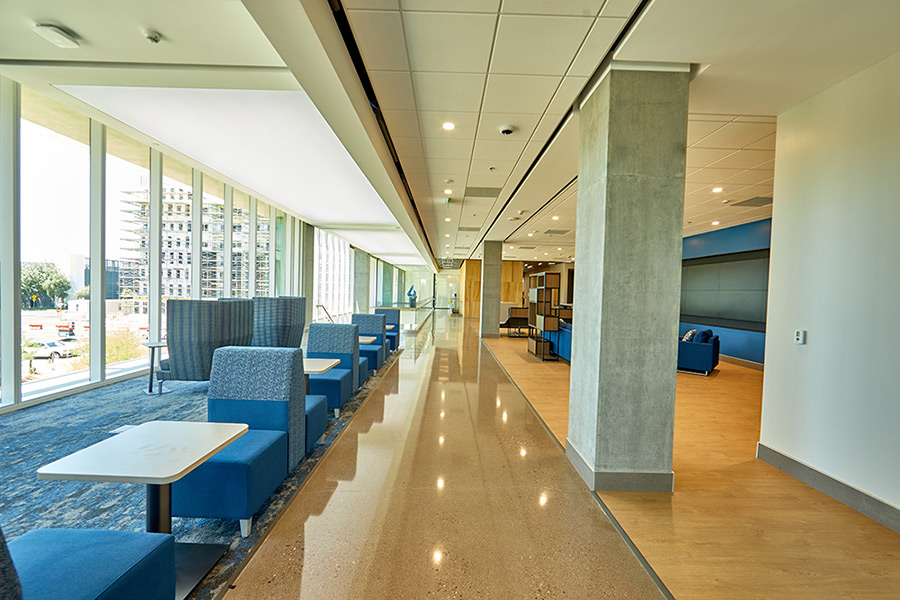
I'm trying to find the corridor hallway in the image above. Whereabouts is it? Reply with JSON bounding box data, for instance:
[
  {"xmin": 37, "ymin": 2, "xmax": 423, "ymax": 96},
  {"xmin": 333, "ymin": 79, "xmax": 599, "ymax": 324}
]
[{"xmin": 225, "ymin": 313, "xmax": 662, "ymax": 599}]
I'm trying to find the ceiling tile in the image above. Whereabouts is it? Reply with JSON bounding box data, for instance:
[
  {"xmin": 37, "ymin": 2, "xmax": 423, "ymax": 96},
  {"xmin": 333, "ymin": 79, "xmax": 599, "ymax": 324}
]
[
  {"xmin": 382, "ymin": 109, "xmax": 421, "ymax": 138},
  {"xmin": 491, "ymin": 15, "xmax": 593, "ymax": 76},
  {"xmin": 412, "ymin": 72, "xmax": 486, "ymax": 112},
  {"xmin": 392, "ymin": 137, "xmax": 425, "ymax": 158},
  {"xmin": 477, "ymin": 112, "xmax": 542, "ymax": 141},
  {"xmin": 369, "ymin": 70, "xmax": 417, "ymax": 110},
  {"xmin": 405, "ymin": 172, "xmax": 430, "ymax": 187},
  {"xmin": 546, "ymin": 76, "xmax": 588, "ymax": 115},
  {"xmin": 568, "ymin": 17, "xmax": 626, "ymax": 76},
  {"xmin": 418, "ymin": 111, "xmax": 480, "ymax": 138},
  {"xmin": 401, "ymin": 0, "xmax": 500, "ymax": 12},
  {"xmin": 687, "ymin": 119, "xmax": 728, "ymax": 145},
  {"xmin": 686, "ymin": 167, "xmax": 746, "ymax": 184},
  {"xmin": 427, "ymin": 157, "xmax": 472, "ymax": 174},
  {"xmin": 468, "ymin": 159, "xmax": 517, "ymax": 187},
  {"xmin": 341, "ymin": 0, "xmax": 399, "ymax": 8},
  {"xmin": 501, "ymin": 0, "xmax": 603, "ymax": 16},
  {"xmin": 482, "ymin": 74, "xmax": 561, "ymax": 114},
  {"xmin": 708, "ymin": 149, "xmax": 775, "ymax": 170},
  {"xmin": 402, "ymin": 12, "xmax": 497, "ymax": 72},
  {"xmin": 401, "ymin": 156, "xmax": 428, "ymax": 174},
  {"xmin": 531, "ymin": 113, "xmax": 563, "ymax": 142},
  {"xmin": 720, "ymin": 169, "xmax": 775, "ymax": 186},
  {"xmin": 693, "ymin": 122, "xmax": 776, "ymax": 149},
  {"xmin": 473, "ymin": 139, "xmax": 528, "ymax": 162},
  {"xmin": 422, "ymin": 137, "xmax": 475, "ymax": 159},
  {"xmin": 746, "ymin": 133, "xmax": 777, "ymax": 150},
  {"xmin": 346, "ymin": 10, "xmax": 410, "ymax": 71},
  {"xmin": 599, "ymin": 0, "xmax": 641, "ymax": 18},
  {"xmin": 686, "ymin": 147, "xmax": 736, "ymax": 169}
]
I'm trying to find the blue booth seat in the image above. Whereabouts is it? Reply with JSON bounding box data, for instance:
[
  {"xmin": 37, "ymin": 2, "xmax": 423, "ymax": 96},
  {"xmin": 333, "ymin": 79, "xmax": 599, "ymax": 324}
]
[
  {"xmin": 307, "ymin": 323, "xmax": 358, "ymax": 416},
  {"xmin": 375, "ymin": 308, "xmax": 400, "ymax": 353},
  {"xmin": 305, "ymin": 394, "xmax": 328, "ymax": 455},
  {"xmin": 2, "ymin": 526, "xmax": 174, "ymax": 600},
  {"xmin": 352, "ymin": 313, "xmax": 387, "ymax": 372},
  {"xmin": 172, "ymin": 346, "xmax": 313, "ymax": 537},
  {"xmin": 357, "ymin": 356, "xmax": 369, "ymax": 390},
  {"xmin": 677, "ymin": 329, "xmax": 720, "ymax": 375}
]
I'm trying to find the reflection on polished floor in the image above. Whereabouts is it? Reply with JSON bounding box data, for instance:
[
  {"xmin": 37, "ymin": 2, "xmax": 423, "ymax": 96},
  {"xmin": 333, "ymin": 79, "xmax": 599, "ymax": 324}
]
[{"xmin": 225, "ymin": 313, "xmax": 661, "ymax": 599}]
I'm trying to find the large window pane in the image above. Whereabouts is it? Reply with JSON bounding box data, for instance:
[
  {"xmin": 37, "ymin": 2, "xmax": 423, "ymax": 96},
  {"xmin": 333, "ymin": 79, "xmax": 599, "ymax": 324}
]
[
  {"xmin": 256, "ymin": 201, "xmax": 270, "ymax": 296},
  {"xmin": 160, "ymin": 157, "xmax": 193, "ymax": 335},
  {"xmin": 105, "ymin": 128, "xmax": 151, "ymax": 376},
  {"xmin": 274, "ymin": 209, "xmax": 285, "ymax": 296},
  {"xmin": 313, "ymin": 229, "xmax": 352, "ymax": 322},
  {"xmin": 232, "ymin": 190, "xmax": 251, "ymax": 298},
  {"xmin": 201, "ymin": 175, "xmax": 225, "ymax": 298},
  {"xmin": 19, "ymin": 87, "xmax": 90, "ymax": 396}
]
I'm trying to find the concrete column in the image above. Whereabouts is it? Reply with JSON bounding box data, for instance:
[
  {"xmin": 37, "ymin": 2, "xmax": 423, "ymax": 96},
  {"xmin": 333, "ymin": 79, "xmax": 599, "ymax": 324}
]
[
  {"xmin": 479, "ymin": 241, "xmax": 502, "ymax": 338},
  {"xmin": 353, "ymin": 249, "xmax": 370, "ymax": 313},
  {"xmin": 300, "ymin": 221, "xmax": 315, "ymax": 326},
  {"xmin": 567, "ymin": 66, "xmax": 689, "ymax": 493}
]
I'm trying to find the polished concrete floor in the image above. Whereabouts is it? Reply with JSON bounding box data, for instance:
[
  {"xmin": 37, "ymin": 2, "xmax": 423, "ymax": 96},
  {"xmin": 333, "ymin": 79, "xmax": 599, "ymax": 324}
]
[{"xmin": 225, "ymin": 314, "xmax": 662, "ymax": 599}]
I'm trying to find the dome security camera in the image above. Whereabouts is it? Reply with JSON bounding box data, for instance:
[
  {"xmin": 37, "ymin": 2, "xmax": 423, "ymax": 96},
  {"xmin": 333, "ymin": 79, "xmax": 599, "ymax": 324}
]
[{"xmin": 499, "ymin": 125, "xmax": 515, "ymax": 135}]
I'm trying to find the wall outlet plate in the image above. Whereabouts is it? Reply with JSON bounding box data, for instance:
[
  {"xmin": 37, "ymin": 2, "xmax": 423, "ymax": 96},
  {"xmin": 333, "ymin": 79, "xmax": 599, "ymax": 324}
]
[{"xmin": 794, "ymin": 329, "xmax": 807, "ymax": 344}]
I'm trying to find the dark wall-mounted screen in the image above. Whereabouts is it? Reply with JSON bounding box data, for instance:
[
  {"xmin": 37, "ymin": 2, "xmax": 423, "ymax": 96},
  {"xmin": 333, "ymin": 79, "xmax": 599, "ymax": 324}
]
[{"xmin": 680, "ymin": 249, "xmax": 769, "ymax": 332}]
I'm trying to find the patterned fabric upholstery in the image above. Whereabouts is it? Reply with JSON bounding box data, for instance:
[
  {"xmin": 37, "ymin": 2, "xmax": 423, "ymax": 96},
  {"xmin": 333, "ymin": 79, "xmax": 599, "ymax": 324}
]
[
  {"xmin": 307, "ymin": 323, "xmax": 359, "ymax": 389},
  {"xmin": 352, "ymin": 313, "xmax": 386, "ymax": 343},
  {"xmin": 0, "ymin": 527, "xmax": 22, "ymax": 599},
  {"xmin": 278, "ymin": 296, "xmax": 307, "ymax": 332},
  {"xmin": 251, "ymin": 297, "xmax": 304, "ymax": 347},
  {"xmin": 157, "ymin": 299, "xmax": 253, "ymax": 382},
  {"xmin": 375, "ymin": 308, "xmax": 400, "ymax": 352},
  {"xmin": 208, "ymin": 346, "xmax": 306, "ymax": 470}
]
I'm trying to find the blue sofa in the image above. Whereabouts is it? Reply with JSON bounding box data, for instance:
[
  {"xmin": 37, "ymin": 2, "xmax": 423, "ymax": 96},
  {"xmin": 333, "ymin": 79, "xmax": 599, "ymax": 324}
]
[
  {"xmin": 1, "ymin": 526, "xmax": 174, "ymax": 600},
  {"xmin": 307, "ymin": 323, "xmax": 358, "ymax": 415},
  {"xmin": 677, "ymin": 329, "xmax": 720, "ymax": 375},
  {"xmin": 375, "ymin": 308, "xmax": 400, "ymax": 352},
  {"xmin": 353, "ymin": 313, "xmax": 386, "ymax": 372},
  {"xmin": 172, "ymin": 346, "xmax": 325, "ymax": 537}
]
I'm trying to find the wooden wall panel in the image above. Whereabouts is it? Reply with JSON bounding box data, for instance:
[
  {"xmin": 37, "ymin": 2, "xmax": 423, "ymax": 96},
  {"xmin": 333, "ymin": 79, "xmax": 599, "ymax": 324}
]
[
  {"xmin": 501, "ymin": 260, "xmax": 524, "ymax": 305},
  {"xmin": 459, "ymin": 260, "xmax": 524, "ymax": 317}
]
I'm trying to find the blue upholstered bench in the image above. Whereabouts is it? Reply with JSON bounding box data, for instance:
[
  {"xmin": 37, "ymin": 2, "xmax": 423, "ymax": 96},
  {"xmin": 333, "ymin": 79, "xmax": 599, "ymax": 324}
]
[
  {"xmin": 306, "ymin": 394, "xmax": 328, "ymax": 454},
  {"xmin": 2, "ymin": 527, "xmax": 174, "ymax": 600},
  {"xmin": 357, "ymin": 356, "xmax": 369, "ymax": 390},
  {"xmin": 375, "ymin": 308, "xmax": 400, "ymax": 353},
  {"xmin": 307, "ymin": 323, "xmax": 359, "ymax": 416},
  {"xmin": 353, "ymin": 313, "xmax": 387, "ymax": 372}
]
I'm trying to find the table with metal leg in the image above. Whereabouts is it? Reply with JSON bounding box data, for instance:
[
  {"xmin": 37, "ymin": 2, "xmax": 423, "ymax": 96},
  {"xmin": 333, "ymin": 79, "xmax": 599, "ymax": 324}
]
[
  {"xmin": 38, "ymin": 421, "xmax": 247, "ymax": 600},
  {"xmin": 141, "ymin": 341, "xmax": 168, "ymax": 395}
]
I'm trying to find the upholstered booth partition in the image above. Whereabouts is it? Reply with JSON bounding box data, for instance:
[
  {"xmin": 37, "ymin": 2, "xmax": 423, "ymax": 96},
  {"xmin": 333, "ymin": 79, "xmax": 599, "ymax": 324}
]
[
  {"xmin": 374, "ymin": 308, "xmax": 400, "ymax": 352},
  {"xmin": 307, "ymin": 323, "xmax": 358, "ymax": 413},
  {"xmin": 251, "ymin": 297, "xmax": 305, "ymax": 347},
  {"xmin": 1, "ymin": 526, "xmax": 175, "ymax": 600},
  {"xmin": 172, "ymin": 346, "xmax": 320, "ymax": 536},
  {"xmin": 157, "ymin": 299, "xmax": 253, "ymax": 384},
  {"xmin": 352, "ymin": 313, "xmax": 386, "ymax": 371}
]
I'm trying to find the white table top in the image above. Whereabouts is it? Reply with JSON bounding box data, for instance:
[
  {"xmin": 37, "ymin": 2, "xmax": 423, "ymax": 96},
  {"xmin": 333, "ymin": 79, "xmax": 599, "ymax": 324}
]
[
  {"xmin": 141, "ymin": 341, "xmax": 167, "ymax": 348},
  {"xmin": 359, "ymin": 335, "xmax": 377, "ymax": 345},
  {"xmin": 304, "ymin": 357, "xmax": 340, "ymax": 374},
  {"xmin": 386, "ymin": 325, "xmax": 396, "ymax": 330},
  {"xmin": 37, "ymin": 421, "xmax": 247, "ymax": 485}
]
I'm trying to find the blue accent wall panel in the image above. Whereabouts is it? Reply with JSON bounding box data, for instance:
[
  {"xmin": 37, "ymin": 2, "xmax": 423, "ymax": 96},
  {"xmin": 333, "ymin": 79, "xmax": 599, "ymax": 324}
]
[
  {"xmin": 679, "ymin": 322, "xmax": 765, "ymax": 364},
  {"xmin": 683, "ymin": 218, "xmax": 771, "ymax": 260}
]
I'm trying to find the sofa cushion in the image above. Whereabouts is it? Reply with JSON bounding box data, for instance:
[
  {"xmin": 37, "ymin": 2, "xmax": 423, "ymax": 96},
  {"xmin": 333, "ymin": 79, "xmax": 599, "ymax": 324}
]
[
  {"xmin": 695, "ymin": 329, "xmax": 714, "ymax": 344},
  {"xmin": 305, "ymin": 395, "xmax": 328, "ymax": 455},
  {"xmin": 309, "ymin": 369, "xmax": 353, "ymax": 410},
  {"xmin": 8, "ymin": 529, "xmax": 174, "ymax": 600}
]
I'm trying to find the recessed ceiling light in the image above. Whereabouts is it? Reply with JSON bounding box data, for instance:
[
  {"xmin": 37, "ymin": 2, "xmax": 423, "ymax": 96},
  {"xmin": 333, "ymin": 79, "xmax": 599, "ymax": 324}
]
[
  {"xmin": 444, "ymin": 189, "xmax": 452, "ymax": 195},
  {"xmin": 712, "ymin": 221, "xmax": 720, "ymax": 225},
  {"xmin": 509, "ymin": 246, "xmax": 514, "ymax": 249},
  {"xmin": 442, "ymin": 122, "xmax": 455, "ymax": 131},
  {"xmin": 445, "ymin": 244, "xmax": 450, "ymax": 247},
  {"xmin": 544, "ymin": 252, "xmax": 548, "ymax": 255},
  {"xmin": 557, "ymin": 247, "xmax": 562, "ymax": 250},
  {"xmin": 712, "ymin": 187, "xmax": 724, "ymax": 193},
  {"xmin": 722, "ymin": 199, "xmax": 729, "ymax": 203},
  {"xmin": 33, "ymin": 24, "xmax": 80, "ymax": 49},
  {"xmin": 444, "ymin": 217, "xmax": 451, "ymax": 222},
  {"xmin": 527, "ymin": 233, "xmax": 533, "ymax": 237},
  {"xmin": 552, "ymin": 216, "xmax": 559, "ymax": 220},
  {"xmin": 444, "ymin": 234, "xmax": 450, "ymax": 237}
]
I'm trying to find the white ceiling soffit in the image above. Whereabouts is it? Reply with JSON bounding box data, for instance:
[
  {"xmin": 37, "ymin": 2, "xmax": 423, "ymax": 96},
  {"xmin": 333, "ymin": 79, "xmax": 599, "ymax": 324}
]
[
  {"xmin": 240, "ymin": 0, "xmax": 436, "ymax": 269},
  {"xmin": 616, "ymin": 0, "xmax": 900, "ymax": 115},
  {"xmin": 59, "ymin": 86, "xmax": 400, "ymax": 228},
  {"xmin": 329, "ymin": 229, "xmax": 426, "ymax": 266}
]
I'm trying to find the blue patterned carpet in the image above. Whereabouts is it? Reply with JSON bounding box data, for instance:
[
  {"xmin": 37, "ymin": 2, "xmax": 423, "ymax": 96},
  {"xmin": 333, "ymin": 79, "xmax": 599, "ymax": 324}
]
[{"xmin": 0, "ymin": 351, "xmax": 401, "ymax": 599}]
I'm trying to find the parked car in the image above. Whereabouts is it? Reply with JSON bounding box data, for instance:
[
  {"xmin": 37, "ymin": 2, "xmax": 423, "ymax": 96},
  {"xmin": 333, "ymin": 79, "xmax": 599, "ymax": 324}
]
[{"xmin": 32, "ymin": 341, "xmax": 72, "ymax": 360}]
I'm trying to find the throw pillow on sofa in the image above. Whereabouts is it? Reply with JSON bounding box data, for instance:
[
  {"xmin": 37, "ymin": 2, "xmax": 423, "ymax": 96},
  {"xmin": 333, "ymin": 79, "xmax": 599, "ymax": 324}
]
[
  {"xmin": 695, "ymin": 329, "xmax": 713, "ymax": 344},
  {"xmin": 682, "ymin": 329, "xmax": 697, "ymax": 342}
]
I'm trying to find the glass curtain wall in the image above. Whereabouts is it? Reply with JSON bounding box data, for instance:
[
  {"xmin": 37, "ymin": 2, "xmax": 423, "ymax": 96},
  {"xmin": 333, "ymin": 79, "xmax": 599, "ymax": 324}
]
[
  {"xmin": 313, "ymin": 229, "xmax": 352, "ymax": 322},
  {"xmin": 105, "ymin": 128, "xmax": 151, "ymax": 376},
  {"xmin": 274, "ymin": 210, "xmax": 285, "ymax": 297},
  {"xmin": 232, "ymin": 190, "xmax": 251, "ymax": 298},
  {"xmin": 201, "ymin": 175, "xmax": 225, "ymax": 298},
  {"xmin": 256, "ymin": 201, "xmax": 271, "ymax": 296},
  {"xmin": 19, "ymin": 87, "xmax": 91, "ymax": 393},
  {"xmin": 159, "ymin": 157, "xmax": 193, "ymax": 337}
]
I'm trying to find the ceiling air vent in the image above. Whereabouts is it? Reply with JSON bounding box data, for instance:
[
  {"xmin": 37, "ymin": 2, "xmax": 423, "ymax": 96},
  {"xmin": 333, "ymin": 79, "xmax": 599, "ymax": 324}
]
[
  {"xmin": 544, "ymin": 229, "xmax": 571, "ymax": 235},
  {"xmin": 457, "ymin": 226, "xmax": 480, "ymax": 232},
  {"xmin": 465, "ymin": 187, "xmax": 502, "ymax": 198},
  {"xmin": 438, "ymin": 258, "xmax": 463, "ymax": 269},
  {"xmin": 456, "ymin": 246, "xmax": 470, "ymax": 250},
  {"xmin": 518, "ymin": 245, "xmax": 535, "ymax": 250},
  {"xmin": 731, "ymin": 196, "xmax": 773, "ymax": 207}
]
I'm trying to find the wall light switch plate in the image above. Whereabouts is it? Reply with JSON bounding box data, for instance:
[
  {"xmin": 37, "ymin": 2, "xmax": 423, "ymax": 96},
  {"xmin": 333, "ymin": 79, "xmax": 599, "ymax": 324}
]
[{"xmin": 794, "ymin": 329, "xmax": 807, "ymax": 344}]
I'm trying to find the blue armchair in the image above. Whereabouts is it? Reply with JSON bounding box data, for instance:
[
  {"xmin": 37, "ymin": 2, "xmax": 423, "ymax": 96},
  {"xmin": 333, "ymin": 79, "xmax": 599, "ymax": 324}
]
[
  {"xmin": 171, "ymin": 346, "xmax": 326, "ymax": 537},
  {"xmin": 156, "ymin": 299, "xmax": 253, "ymax": 387},
  {"xmin": 677, "ymin": 329, "xmax": 720, "ymax": 375},
  {"xmin": 307, "ymin": 323, "xmax": 358, "ymax": 416},
  {"xmin": 375, "ymin": 308, "xmax": 400, "ymax": 353},
  {"xmin": 1, "ymin": 526, "xmax": 174, "ymax": 600},
  {"xmin": 352, "ymin": 313, "xmax": 386, "ymax": 372}
]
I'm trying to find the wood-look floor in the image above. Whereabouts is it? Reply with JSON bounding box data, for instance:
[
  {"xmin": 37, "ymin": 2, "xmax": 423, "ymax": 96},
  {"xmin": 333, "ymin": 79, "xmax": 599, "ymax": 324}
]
[{"xmin": 483, "ymin": 331, "xmax": 900, "ymax": 600}]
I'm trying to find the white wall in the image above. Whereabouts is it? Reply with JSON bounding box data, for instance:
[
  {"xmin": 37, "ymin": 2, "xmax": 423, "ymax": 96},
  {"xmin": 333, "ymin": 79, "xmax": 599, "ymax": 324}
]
[{"xmin": 761, "ymin": 50, "xmax": 900, "ymax": 508}]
